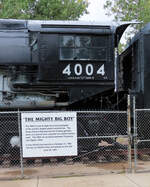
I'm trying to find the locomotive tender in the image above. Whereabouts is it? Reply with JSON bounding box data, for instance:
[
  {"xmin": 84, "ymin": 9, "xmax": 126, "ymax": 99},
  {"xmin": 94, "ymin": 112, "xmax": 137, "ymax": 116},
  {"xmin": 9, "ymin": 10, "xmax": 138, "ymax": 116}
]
[
  {"xmin": 0, "ymin": 19, "xmax": 130, "ymax": 110},
  {"xmin": 118, "ymin": 23, "xmax": 150, "ymax": 141},
  {"xmin": 119, "ymin": 22, "xmax": 150, "ymax": 109}
]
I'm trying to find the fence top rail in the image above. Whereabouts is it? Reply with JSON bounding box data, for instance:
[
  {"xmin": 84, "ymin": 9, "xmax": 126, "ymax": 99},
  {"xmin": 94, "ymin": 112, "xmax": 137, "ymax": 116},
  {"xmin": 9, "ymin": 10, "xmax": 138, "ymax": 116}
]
[
  {"xmin": 135, "ymin": 109, "xmax": 150, "ymax": 112},
  {"xmin": 20, "ymin": 110, "xmax": 127, "ymax": 114},
  {"xmin": 0, "ymin": 110, "xmax": 127, "ymax": 114}
]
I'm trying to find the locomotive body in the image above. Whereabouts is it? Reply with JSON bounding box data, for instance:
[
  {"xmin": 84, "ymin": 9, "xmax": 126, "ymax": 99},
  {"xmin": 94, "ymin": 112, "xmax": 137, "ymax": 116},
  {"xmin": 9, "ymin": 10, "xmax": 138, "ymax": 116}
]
[
  {"xmin": 0, "ymin": 19, "xmax": 129, "ymax": 110},
  {"xmin": 0, "ymin": 19, "xmax": 131, "ymax": 157}
]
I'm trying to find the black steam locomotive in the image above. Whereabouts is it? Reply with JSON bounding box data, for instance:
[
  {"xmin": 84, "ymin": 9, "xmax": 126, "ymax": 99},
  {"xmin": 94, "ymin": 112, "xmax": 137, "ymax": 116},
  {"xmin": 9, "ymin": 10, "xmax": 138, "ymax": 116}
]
[
  {"xmin": 0, "ymin": 19, "xmax": 132, "ymax": 158},
  {"xmin": 0, "ymin": 19, "xmax": 130, "ymax": 110},
  {"xmin": 6, "ymin": 19, "xmax": 150, "ymax": 159}
]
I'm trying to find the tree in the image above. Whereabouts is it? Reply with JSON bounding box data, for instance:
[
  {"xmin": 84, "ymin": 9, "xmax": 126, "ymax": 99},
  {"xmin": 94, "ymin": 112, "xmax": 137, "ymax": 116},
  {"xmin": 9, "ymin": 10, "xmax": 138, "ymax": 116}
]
[
  {"xmin": 0, "ymin": 0, "xmax": 89, "ymax": 20},
  {"xmin": 104, "ymin": 0, "xmax": 150, "ymax": 25},
  {"xmin": 104, "ymin": 0, "xmax": 150, "ymax": 52}
]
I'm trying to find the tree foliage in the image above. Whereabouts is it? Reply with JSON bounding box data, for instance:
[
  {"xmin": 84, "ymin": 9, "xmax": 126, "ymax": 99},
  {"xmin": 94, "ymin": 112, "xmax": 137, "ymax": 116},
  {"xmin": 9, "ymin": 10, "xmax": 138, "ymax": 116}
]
[
  {"xmin": 104, "ymin": 0, "xmax": 150, "ymax": 52},
  {"xmin": 0, "ymin": 0, "xmax": 89, "ymax": 20},
  {"xmin": 104, "ymin": 0, "xmax": 150, "ymax": 25}
]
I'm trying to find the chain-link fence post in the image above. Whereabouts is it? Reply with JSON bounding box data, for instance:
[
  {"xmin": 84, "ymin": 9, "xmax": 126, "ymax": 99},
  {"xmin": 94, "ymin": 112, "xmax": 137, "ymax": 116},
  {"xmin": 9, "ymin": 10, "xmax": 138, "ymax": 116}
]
[
  {"xmin": 127, "ymin": 95, "xmax": 132, "ymax": 172},
  {"xmin": 18, "ymin": 109, "xmax": 24, "ymax": 178},
  {"xmin": 133, "ymin": 96, "xmax": 137, "ymax": 173}
]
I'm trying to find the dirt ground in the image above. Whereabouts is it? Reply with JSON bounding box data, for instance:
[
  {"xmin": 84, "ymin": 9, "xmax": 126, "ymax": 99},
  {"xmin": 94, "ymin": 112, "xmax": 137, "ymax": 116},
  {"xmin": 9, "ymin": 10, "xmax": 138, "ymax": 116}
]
[
  {"xmin": 0, "ymin": 161, "xmax": 130, "ymax": 179},
  {"xmin": 0, "ymin": 158, "xmax": 150, "ymax": 179}
]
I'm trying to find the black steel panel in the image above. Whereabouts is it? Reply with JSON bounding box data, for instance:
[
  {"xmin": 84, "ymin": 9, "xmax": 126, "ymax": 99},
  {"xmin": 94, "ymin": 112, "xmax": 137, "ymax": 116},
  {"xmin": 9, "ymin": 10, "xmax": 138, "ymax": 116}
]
[
  {"xmin": 0, "ymin": 31, "xmax": 31, "ymax": 64},
  {"xmin": 38, "ymin": 34, "xmax": 59, "ymax": 80},
  {"xmin": 0, "ymin": 46, "xmax": 30, "ymax": 64},
  {"xmin": 0, "ymin": 19, "xmax": 27, "ymax": 30},
  {"xmin": 69, "ymin": 86, "xmax": 114, "ymax": 104},
  {"xmin": 144, "ymin": 34, "xmax": 150, "ymax": 108}
]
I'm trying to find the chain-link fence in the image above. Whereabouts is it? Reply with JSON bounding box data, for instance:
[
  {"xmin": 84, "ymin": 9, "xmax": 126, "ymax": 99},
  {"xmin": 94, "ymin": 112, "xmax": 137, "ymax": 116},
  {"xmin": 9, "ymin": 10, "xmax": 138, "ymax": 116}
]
[
  {"xmin": 134, "ymin": 109, "xmax": 150, "ymax": 172},
  {"xmin": 0, "ymin": 111, "xmax": 22, "ymax": 179},
  {"xmin": 0, "ymin": 110, "xmax": 130, "ymax": 179},
  {"xmin": 1, "ymin": 96, "xmax": 150, "ymax": 178}
]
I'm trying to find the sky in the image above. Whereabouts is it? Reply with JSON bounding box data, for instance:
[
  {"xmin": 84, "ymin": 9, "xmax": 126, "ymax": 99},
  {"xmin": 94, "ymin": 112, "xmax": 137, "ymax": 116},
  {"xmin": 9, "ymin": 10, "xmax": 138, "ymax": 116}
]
[
  {"xmin": 80, "ymin": 0, "xmax": 128, "ymax": 44},
  {"xmin": 80, "ymin": 0, "xmax": 113, "ymax": 22}
]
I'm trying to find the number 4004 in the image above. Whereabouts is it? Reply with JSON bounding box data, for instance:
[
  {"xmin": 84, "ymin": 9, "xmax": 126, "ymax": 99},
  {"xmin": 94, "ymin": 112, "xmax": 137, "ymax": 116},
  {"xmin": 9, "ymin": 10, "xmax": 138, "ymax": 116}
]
[{"xmin": 62, "ymin": 64, "xmax": 105, "ymax": 76}]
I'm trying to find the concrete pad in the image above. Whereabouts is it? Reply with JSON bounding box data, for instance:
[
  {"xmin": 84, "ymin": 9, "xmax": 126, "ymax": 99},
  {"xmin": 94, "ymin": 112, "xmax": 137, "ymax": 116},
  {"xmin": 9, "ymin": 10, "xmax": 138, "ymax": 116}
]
[
  {"xmin": 0, "ymin": 179, "xmax": 37, "ymax": 187},
  {"xmin": 126, "ymin": 173, "xmax": 150, "ymax": 187},
  {"xmin": 39, "ymin": 174, "xmax": 137, "ymax": 187}
]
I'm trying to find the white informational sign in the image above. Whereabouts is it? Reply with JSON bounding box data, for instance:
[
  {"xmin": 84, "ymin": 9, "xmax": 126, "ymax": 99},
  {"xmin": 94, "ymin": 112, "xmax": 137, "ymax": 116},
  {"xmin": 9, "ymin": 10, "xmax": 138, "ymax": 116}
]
[{"xmin": 21, "ymin": 112, "xmax": 77, "ymax": 158}]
